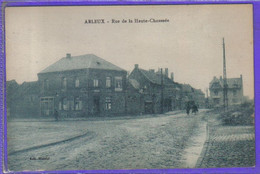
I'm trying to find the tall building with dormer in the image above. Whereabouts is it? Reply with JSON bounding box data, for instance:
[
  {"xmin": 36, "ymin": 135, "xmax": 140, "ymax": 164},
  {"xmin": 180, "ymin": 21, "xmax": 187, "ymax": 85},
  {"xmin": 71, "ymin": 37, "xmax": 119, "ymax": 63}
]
[{"xmin": 209, "ymin": 75, "xmax": 244, "ymax": 107}]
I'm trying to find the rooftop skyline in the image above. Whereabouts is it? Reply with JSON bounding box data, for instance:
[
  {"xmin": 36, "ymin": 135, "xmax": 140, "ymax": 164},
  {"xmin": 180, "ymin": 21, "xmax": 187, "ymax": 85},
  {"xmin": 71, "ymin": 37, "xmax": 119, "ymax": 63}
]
[{"xmin": 6, "ymin": 5, "xmax": 254, "ymax": 98}]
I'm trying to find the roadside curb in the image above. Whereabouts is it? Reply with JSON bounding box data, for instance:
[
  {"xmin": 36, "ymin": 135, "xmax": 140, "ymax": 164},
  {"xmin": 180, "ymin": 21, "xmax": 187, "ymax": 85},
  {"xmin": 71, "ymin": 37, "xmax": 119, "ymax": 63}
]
[
  {"xmin": 195, "ymin": 121, "xmax": 210, "ymax": 168},
  {"xmin": 8, "ymin": 131, "xmax": 92, "ymax": 156}
]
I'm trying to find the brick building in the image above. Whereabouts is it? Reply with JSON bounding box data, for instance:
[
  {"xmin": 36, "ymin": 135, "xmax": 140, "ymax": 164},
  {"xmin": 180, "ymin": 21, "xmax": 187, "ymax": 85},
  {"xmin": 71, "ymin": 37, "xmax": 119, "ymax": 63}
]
[
  {"xmin": 209, "ymin": 75, "xmax": 244, "ymax": 107},
  {"xmin": 7, "ymin": 53, "xmax": 206, "ymax": 118},
  {"xmin": 6, "ymin": 80, "xmax": 40, "ymax": 118},
  {"xmin": 127, "ymin": 64, "xmax": 181, "ymax": 114},
  {"xmin": 37, "ymin": 54, "xmax": 127, "ymax": 117}
]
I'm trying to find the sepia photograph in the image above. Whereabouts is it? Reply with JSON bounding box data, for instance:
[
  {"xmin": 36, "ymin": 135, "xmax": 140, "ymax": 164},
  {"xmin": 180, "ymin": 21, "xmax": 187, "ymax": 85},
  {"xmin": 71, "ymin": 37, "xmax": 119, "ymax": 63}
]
[{"xmin": 5, "ymin": 4, "xmax": 255, "ymax": 171}]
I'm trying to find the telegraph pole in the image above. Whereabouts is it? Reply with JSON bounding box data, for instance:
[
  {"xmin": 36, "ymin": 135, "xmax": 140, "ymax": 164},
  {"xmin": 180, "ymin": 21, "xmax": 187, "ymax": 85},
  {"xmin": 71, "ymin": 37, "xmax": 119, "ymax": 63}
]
[
  {"xmin": 161, "ymin": 68, "xmax": 164, "ymax": 114},
  {"xmin": 205, "ymin": 88, "xmax": 209, "ymax": 108},
  {"xmin": 223, "ymin": 38, "xmax": 228, "ymax": 111}
]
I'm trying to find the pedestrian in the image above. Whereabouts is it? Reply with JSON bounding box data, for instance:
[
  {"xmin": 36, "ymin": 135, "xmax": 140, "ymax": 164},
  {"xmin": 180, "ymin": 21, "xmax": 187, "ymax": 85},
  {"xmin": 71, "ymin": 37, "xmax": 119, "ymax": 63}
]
[
  {"xmin": 54, "ymin": 109, "xmax": 59, "ymax": 121},
  {"xmin": 192, "ymin": 104, "xmax": 198, "ymax": 115},
  {"xmin": 186, "ymin": 104, "xmax": 190, "ymax": 115}
]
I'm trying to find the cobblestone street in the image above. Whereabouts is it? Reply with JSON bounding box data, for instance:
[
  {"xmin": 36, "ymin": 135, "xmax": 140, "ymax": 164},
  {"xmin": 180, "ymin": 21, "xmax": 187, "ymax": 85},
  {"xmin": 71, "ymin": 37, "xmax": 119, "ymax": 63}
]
[{"xmin": 196, "ymin": 113, "xmax": 255, "ymax": 168}]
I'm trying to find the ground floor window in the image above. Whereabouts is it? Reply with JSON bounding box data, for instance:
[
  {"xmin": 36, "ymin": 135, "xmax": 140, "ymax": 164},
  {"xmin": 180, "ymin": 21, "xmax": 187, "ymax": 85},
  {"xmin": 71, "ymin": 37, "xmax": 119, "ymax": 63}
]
[
  {"xmin": 40, "ymin": 97, "xmax": 54, "ymax": 116},
  {"xmin": 105, "ymin": 97, "xmax": 112, "ymax": 110},
  {"xmin": 60, "ymin": 97, "xmax": 83, "ymax": 111},
  {"xmin": 75, "ymin": 97, "xmax": 82, "ymax": 110},
  {"xmin": 63, "ymin": 98, "xmax": 69, "ymax": 110}
]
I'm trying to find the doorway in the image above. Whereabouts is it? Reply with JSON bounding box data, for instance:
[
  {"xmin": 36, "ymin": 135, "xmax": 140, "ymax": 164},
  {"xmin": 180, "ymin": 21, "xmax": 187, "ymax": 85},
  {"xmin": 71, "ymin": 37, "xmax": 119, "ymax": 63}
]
[{"xmin": 93, "ymin": 96, "xmax": 100, "ymax": 115}]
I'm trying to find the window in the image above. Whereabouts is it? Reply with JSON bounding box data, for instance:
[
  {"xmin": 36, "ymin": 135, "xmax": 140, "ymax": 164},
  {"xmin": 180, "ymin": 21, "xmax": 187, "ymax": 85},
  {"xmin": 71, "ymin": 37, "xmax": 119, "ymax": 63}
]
[
  {"xmin": 70, "ymin": 99, "xmax": 74, "ymax": 111},
  {"xmin": 214, "ymin": 90, "xmax": 218, "ymax": 96},
  {"xmin": 106, "ymin": 77, "xmax": 111, "ymax": 88},
  {"xmin": 75, "ymin": 77, "xmax": 80, "ymax": 88},
  {"xmin": 63, "ymin": 98, "xmax": 69, "ymax": 110},
  {"xmin": 62, "ymin": 77, "xmax": 67, "ymax": 90},
  {"xmin": 75, "ymin": 97, "xmax": 82, "ymax": 110},
  {"xmin": 93, "ymin": 79, "xmax": 99, "ymax": 87},
  {"xmin": 40, "ymin": 97, "xmax": 54, "ymax": 116},
  {"xmin": 115, "ymin": 77, "xmax": 122, "ymax": 91},
  {"xmin": 105, "ymin": 97, "xmax": 112, "ymax": 110}
]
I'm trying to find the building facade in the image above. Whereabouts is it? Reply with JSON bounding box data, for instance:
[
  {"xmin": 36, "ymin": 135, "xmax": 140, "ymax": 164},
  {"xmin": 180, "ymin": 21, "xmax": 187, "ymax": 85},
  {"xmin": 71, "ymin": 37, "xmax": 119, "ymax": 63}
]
[
  {"xmin": 37, "ymin": 54, "xmax": 127, "ymax": 117},
  {"xmin": 209, "ymin": 75, "xmax": 244, "ymax": 107},
  {"xmin": 7, "ymin": 53, "xmax": 206, "ymax": 118},
  {"xmin": 127, "ymin": 64, "xmax": 181, "ymax": 114},
  {"xmin": 6, "ymin": 80, "xmax": 40, "ymax": 118}
]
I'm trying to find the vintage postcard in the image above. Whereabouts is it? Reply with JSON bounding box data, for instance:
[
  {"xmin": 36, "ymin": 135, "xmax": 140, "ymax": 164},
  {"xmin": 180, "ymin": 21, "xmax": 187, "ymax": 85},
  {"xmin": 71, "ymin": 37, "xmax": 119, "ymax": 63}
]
[{"xmin": 5, "ymin": 4, "xmax": 254, "ymax": 172}]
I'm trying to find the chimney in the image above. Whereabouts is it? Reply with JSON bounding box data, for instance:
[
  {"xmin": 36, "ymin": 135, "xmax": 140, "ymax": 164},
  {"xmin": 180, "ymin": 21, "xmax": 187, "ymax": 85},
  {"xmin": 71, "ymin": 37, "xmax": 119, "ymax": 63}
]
[
  {"xmin": 165, "ymin": 68, "xmax": 168, "ymax": 77},
  {"xmin": 171, "ymin": 72, "xmax": 174, "ymax": 81},
  {"xmin": 149, "ymin": 69, "xmax": 155, "ymax": 73},
  {"xmin": 134, "ymin": 64, "xmax": 139, "ymax": 69},
  {"xmin": 240, "ymin": 74, "xmax": 243, "ymax": 79},
  {"xmin": 66, "ymin": 53, "xmax": 71, "ymax": 58}
]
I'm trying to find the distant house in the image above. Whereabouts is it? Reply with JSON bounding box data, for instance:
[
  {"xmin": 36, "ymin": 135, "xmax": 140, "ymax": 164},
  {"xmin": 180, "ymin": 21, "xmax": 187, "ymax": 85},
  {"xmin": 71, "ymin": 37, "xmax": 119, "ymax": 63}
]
[
  {"xmin": 209, "ymin": 75, "xmax": 244, "ymax": 107},
  {"xmin": 37, "ymin": 54, "xmax": 127, "ymax": 117},
  {"xmin": 6, "ymin": 80, "xmax": 40, "ymax": 118},
  {"xmin": 127, "ymin": 64, "xmax": 180, "ymax": 114},
  {"xmin": 193, "ymin": 88, "xmax": 206, "ymax": 108},
  {"xmin": 180, "ymin": 84, "xmax": 205, "ymax": 109}
]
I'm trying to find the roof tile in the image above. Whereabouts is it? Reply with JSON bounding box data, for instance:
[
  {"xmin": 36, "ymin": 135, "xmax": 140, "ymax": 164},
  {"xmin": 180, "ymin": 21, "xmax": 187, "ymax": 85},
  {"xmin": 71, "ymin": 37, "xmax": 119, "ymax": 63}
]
[{"xmin": 39, "ymin": 54, "xmax": 125, "ymax": 74}]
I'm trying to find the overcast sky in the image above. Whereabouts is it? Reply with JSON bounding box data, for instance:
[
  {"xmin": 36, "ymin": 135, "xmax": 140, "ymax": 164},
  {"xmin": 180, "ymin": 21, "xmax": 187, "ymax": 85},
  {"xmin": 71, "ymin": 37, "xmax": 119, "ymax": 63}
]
[{"xmin": 5, "ymin": 5, "xmax": 254, "ymax": 98}]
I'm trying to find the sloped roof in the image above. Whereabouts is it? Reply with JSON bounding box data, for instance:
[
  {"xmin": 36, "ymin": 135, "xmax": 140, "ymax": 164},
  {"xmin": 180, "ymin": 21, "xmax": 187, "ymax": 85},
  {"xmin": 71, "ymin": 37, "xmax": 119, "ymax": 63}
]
[
  {"xmin": 209, "ymin": 77, "xmax": 242, "ymax": 89},
  {"xmin": 6, "ymin": 80, "xmax": 19, "ymax": 101},
  {"xmin": 39, "ymin": 54, "xmax": 125, "ymax": 74},
  {"xmin": 182, "ymin": 84, "xmax": 194, "ymax": 92},
  {"xmin": 6, "ymin": 80, "xmax": 18, "ymax": 90},
  {"xmin": 226, "ymin": 78, "xmax": 242, "ymax": 88},
  {"xmin": 15, "ymin": 81, "xmax": 40, "ymax": 98},
  {"xmin": 138, "ymin": 68, "xmax": 175, "ymax": 86},
  {"xmin": 129, "ymin": 79, "xmax": 140, "ymax": 90},
  {"xmin": 194, "ymin": 88, "xmax": 204, "ymax": 95}
]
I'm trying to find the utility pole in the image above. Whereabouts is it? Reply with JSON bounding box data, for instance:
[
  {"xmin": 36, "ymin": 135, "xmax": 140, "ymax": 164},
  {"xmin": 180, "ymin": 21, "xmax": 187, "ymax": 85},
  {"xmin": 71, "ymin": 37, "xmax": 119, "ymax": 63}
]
[
  {"xmin": 223, "ymin": 38, "xmax": 228, "ymax": 111},
  {"xmin": 205, "ymin": 87, "xmax": 209, "ymax": 108},
  {"xmin": 161, "ymin": 68, "xmax": 164, "ymax": 114}
]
